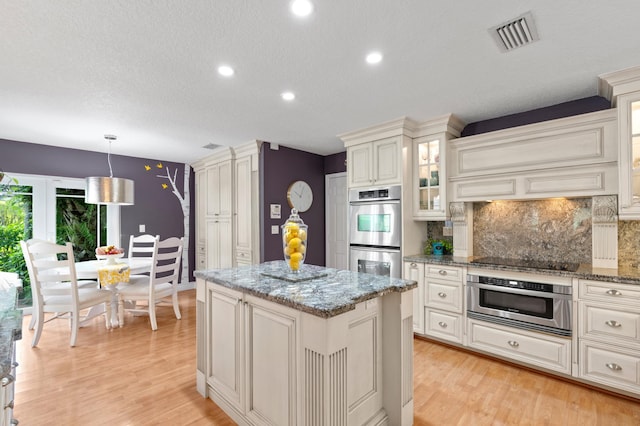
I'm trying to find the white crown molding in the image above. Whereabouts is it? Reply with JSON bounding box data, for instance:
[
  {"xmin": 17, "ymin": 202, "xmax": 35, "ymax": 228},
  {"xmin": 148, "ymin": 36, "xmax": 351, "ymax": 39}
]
[
  {"xmin": 413, "ymin": 113, "xmax": 466, "ymax": 138},
  {"xmin": 191, "ymin": 146, "xmax": 234, "ymax": 169},
  {"xmin": 599, "ymin": 65, "xmax": 640, "ymax": 104},
  {"xmin": 338, "ymin": 117, "xmax": 418, "ymax": 146}
]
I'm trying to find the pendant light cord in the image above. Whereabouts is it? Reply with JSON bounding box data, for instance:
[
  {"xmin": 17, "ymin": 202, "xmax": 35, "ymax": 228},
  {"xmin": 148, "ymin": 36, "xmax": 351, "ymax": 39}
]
[{"xmin": 105, "ymin": 134, "xmax": 116, "ymax": 178}]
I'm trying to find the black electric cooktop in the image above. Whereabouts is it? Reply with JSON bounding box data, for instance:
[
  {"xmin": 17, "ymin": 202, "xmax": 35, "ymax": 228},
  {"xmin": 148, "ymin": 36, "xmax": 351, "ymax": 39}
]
[{"xmin": 470, "ymin": 257, "xmax": 580, "ymax": 272}]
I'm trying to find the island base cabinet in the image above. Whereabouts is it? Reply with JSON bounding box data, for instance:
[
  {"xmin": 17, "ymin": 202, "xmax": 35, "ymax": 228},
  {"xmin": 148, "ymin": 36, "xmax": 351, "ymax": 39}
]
[
  {"xmin": 197, "ymin": 277, "xmax": 415, "ymax": 426},
  {"xmin": 578, "ymin": 339, "xmax": 640, "ymax": 395}
]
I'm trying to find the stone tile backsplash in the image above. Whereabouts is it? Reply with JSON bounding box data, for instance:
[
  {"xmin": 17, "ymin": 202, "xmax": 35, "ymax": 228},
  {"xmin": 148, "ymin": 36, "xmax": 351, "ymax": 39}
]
[
  {"xmin": 618, "ymin": 220, "xmax": 640, "ymax": 267},
  {"xmin": 472, "ymin": 198, "xmax": 592, "ymax": 264}
]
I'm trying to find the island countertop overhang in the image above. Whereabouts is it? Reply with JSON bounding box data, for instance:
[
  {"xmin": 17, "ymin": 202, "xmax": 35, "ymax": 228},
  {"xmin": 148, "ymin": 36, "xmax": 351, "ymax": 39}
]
[{"xmin": 194, "ymin": 260, "xmax": 417, "ymax": 318}]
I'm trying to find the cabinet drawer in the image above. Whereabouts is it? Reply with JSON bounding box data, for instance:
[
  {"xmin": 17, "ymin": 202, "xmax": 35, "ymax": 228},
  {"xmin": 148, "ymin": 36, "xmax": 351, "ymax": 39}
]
[
  {"xmin": 579, "ymin": 302, "xmax": 640, "ymax": 345},
  {"xmin": 579, "ymin": 280, "xmax": 640, "ymax": 304},
  {"xmin": 579, "ymin": 339, "xmax": 640, "ymax": 394},
  {"xmin": 468, "ymin": 319, "xmax": 571, "ymax": 374},
  {"xmin": 425, "ymin": 265, "xmax": 462, "ymax": 282},
  {"xmin": 424, "ymin": 308, "xmax": 463, "ymax": 344},
  {"xmin": 425, "ymin": 279, "xmax": 462, "ymax": 313}
]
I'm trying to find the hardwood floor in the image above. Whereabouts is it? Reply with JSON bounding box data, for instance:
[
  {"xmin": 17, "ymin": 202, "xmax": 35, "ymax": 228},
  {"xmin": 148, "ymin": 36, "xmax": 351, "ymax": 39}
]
[{"xmin": 14, "ymin": 289, "xmax": 640, "ymax": 425}]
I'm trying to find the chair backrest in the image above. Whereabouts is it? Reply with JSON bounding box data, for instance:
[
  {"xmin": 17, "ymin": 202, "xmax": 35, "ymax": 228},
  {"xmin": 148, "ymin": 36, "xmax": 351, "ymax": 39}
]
[
  {"xmin": 149, "ymin": 237, "xmax": 184, "ymax": 287},
  {"xmin": 128, "ymin": 234, "xmax": 159, "ymax": 260},
  {"xmin": 21, "ymin": 240, "xmax": 80, "ymax": 304}
]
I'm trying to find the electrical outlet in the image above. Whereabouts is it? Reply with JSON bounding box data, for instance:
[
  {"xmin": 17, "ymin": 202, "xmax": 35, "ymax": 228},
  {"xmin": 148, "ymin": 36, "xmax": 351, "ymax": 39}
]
[
  {"xmin": 271, "ymin": 225, "xmax": 279, "ymax": 235},
  {"xmin": 139, "ymin": 224, "xmax": 146, "ymax": 233}
]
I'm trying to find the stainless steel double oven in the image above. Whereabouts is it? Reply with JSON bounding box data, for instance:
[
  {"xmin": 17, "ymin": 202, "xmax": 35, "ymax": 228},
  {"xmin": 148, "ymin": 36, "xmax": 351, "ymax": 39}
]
[{"xmin": 349, "ymin": 185, "xmax": 402, "ymax": 278}]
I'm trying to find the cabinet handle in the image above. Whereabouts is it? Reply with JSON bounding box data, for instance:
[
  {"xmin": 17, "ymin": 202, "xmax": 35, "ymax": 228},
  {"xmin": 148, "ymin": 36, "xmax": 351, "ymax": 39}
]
[
  {"xmin": 5, "ymin": 400, "xmax": 13, "ymax": 409},
  {"xmin": 437, "ymin": 292, "xmax": 447, "ymax": 298},
  {"xmin": 507, "ymin": 340, "xmax": 519, "ymax": 348},
  {"xmin": 1, "ymin": 375, "xmax": 14, "ymax": 386},
  {"xmin": 605, "ymin": 320, "xmax": 622, "ymax": 328},
  {"xmin": 606, "ymin": 289, "xmax": 622, "ymax": 296},
  {"xmin": 438, "ymin": 270, "xmax": 448, "ymax": 276},
  {"xmin": 437, "ymin": 321, "xmax": 447, "ymax": 328},
  {"xmin": 411, "ymin": 263, "xmax": 417, "ymax": 268},
  {"xmin": 606, "ymin": 363, "xmax": 622, "ymax": 371}
]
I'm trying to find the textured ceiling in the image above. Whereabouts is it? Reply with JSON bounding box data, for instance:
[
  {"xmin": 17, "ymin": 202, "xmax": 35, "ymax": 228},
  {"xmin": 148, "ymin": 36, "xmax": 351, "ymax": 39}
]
[{"xmin": 1, "ymin": 1, "xmax": 639, "ymax": 164}]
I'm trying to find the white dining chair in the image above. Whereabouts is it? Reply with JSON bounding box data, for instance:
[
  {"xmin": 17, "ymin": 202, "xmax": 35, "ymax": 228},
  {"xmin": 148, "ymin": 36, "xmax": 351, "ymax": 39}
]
[
  {"xmin": 21, "ymin": 240, "xmax": 113, "ymax": 347},
  {"xmin": 117, "ymin": 236, "xmax": 184, "ymax": 330},
  {"xmin": 21, "ymin": 238, "xmax": 98, "ymax": 330}
]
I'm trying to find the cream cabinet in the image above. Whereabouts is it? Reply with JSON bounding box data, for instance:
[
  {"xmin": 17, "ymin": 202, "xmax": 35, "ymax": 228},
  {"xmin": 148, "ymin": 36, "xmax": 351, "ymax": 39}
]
[
  {"xmin": 192, "ymin": 141, "xmax": 262, "ymax": 270},
  {"xmin": 448, "ymin": 109, "xmax": 617, "ymax": 202},
  {"xmin": 233, "ymin": 142, "xmax": 261, "ymax": 266},
  {"xmin": 346, "ymin": 136, "xmax": 401, "ymax": 188},
  {"xmin": 468, "ymin": 318, "xmax": 572, "ymax": 374},
  {"xmin": 205, "ymin": 282, "xmax": 299, "ymax": 425},
  {"xmin": 411, "ymin": 114, "xmax": 464, "ymax": 220},
  {"xmin": 423, "ymin": 264, "xmax": 465, "ymax": 344},
  {"xmin": 404, "ymin": 261, "xmax": 425, "ymax": 334},
  {"xmin": 599, "ymin": 65, "xmax": 640, "ymax": 219},
  {"xmin": 578, "ymin": 279, "xmax": 640, "ymax": 396}
]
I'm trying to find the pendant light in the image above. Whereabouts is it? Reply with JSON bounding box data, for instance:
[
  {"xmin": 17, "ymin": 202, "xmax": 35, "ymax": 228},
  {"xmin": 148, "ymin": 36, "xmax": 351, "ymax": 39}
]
[{"xmin": 85, "ymin": 134, "xmax": 135, "ymax": 205}]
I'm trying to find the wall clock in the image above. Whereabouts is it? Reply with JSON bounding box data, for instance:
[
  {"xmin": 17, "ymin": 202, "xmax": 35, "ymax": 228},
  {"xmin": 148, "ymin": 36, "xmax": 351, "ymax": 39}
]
[{"xmin": 287, "ymin": 180, "xmax": 313, "ymax": 212}]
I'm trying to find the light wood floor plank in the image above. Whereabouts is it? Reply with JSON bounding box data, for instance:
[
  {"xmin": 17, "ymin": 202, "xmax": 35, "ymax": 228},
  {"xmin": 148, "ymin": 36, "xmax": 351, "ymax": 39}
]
[{"xmin": 13, "ymin": 289, "xmax": 640, "ymax": 425}]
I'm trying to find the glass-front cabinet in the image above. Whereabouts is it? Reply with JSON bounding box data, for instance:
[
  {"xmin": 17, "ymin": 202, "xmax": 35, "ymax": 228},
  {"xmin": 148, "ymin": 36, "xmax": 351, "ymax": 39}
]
[
  {"xmin": 416, "ymin": 138, "xmax": 442, "ymax": 212},
  {"xmin": 601, "ymin": 66, "xmax": 640, "ymax": 219},
  {"xmin": 412, "ymin": 114, "xmax": 464, "ymax": 220}
]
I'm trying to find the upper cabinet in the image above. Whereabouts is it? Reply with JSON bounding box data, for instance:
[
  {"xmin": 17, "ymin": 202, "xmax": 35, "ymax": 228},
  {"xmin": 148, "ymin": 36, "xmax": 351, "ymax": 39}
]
[
  {"xmin": 448, "ymin": 109, "xmax": 618, "ymax": 202},
  {"xmin": 412, "ymin": 114, "xmax": 464, "ymax": 220},
  {"xmin": 340, "ymin": 118, "xmax": 414, "ymax": 189},
  {"xmin": 600, "ymin": 65, "xmax": 640, "ymax": 219}
]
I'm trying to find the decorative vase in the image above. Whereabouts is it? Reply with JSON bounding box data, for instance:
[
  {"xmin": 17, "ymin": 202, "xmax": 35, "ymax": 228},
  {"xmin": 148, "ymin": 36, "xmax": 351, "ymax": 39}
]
[{"xmin": 282, "ymin": 209, "xmax": 308, "ymax": 272}]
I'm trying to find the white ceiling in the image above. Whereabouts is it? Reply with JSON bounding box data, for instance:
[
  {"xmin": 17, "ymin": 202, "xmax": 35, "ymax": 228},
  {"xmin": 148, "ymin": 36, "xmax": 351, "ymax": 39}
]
[{"xmin": 2, "ymin": 1, "xmax": 639, "ymax": 164}]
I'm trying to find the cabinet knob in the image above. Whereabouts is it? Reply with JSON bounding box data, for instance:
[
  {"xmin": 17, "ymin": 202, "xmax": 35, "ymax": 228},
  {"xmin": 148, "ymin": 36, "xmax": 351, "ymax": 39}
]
[
  {"xmin": 605, "ymin": 362, "xmax": 622, "ymax": 371},
  {"xmin": 411, "ymin": 262, "xmax": 417, "ymax": 268},
  {"xmin": 438, "ymin": 270, "xmax": 447, "ymax": 276},
  {"xmin": 437, "ymin": 321, "xmax": 447, "ymax": 328},
  {"xmin": 605, "ymin": 320, "xmax": 622, "ymax": 328},
  {"xmin": 606, "ymin": 289, "xmax": 622, "ymax": 296},
  {"xmin": 437, "ymin": 292, "xmax": 447, "ymax": 298},
  {"xmin": 507, "ymin": 340, "xmax": 519, "ymax": 348}
]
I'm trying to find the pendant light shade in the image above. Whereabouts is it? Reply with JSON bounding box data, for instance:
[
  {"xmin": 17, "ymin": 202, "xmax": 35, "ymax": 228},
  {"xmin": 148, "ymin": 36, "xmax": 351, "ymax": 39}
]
[
  {"xmin": 85, "ymin": 135, "xmax": 135, "ymax": 205},
  {"xmin": 85, "ymin": 176, "xmax": 134, "ymax": 204}
]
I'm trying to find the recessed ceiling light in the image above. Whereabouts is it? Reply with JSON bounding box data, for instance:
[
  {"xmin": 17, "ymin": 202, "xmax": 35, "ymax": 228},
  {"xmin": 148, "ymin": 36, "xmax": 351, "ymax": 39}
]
[
  {"xmin": 291, "ymin": 0, "xmax": 313, "ymax": 17},
  {"xmin": 366, "ymin": 51, "xmax": 383, "ymax": 65},
  {"xmin": 217, "ymin": 65, "xmax": 235, "ymax": 77},
  {"xmin": 281, "ymin": 91, "xmax": 295, "ymax": 101}
]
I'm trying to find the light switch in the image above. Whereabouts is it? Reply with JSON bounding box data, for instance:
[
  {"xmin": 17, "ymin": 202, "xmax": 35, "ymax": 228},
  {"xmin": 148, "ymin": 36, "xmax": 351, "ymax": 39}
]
[
  {"xmin": 139, "ymin": 224, "xmax": 146, "ymax": 232},
  {"xmin": 271, "ymin": 225, "xmax": 279, "ymax": 235}
]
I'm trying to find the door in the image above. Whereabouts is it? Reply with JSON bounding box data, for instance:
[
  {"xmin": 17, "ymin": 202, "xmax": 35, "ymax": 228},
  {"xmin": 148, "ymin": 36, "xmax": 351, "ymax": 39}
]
[{"xmin": 325, "ymin": 173, "xmax": 348, "ymax": 270}]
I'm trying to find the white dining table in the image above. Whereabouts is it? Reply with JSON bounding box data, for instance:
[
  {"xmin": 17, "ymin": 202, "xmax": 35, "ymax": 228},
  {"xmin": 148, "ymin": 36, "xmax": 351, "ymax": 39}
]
[{"xmin": 75, "ymin": 258, "xmax": 153, "ymax": 327}]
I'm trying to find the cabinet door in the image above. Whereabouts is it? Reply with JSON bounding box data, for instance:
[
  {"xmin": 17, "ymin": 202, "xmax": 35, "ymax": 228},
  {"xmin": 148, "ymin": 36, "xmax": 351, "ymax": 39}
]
[
  {"xmin": 404, "ymin": 261, "xmax": 424, "ymax": 334},
  {"xmin": 245, "ymin": 295, "xmax": 298, "ymax": 426},
  {"xmin": 348, "ymin": 143, "xmax": 373, "ymax": 187},
  {"xmin": 208, "ymin": 285, "xmax": 244, "ymax": 412},
  {"xmin": 413, "ymin": 137, "xmax": 447, "ymax": 219},
  {"xmin": 195, "ymin": 170, "xmax": 207, "ymax": 245},
  {"xmin": 218, "ymin": 159, "xmax": 233, "ymax": 217},
  {"xmin": 617, "ymin": 92, "xmax": 640, "ymax": 219},
  {"xmin": 373, "ymin": 137, "xmax": 401, "ymax": 185},
  {"xmin": 206, "ymin": 163, "xmax": 221, "ymax": 216},
  {"xmin": 206, "ymin": 218, "xmax": 233, "ymax": 269},
  {"xmin": 234, "ymin": 155, "xmax": 252, "ymax": 260}
]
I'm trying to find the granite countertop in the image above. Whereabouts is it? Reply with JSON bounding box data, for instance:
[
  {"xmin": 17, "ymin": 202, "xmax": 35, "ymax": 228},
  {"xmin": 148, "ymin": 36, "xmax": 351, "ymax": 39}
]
[
  {"xmin": 195, "ymin": 260, "xmax": 417, "ymax": 318},
  {"xmin": 0, "ymin": 283, "xmax": 22, "ymax": 379},
  {"xmin": 403, "ymin": 254, "xmax": 640, "ymax": 285}
]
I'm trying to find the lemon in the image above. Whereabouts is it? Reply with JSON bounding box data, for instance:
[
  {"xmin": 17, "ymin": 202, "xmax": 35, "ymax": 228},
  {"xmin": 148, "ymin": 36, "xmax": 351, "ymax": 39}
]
[
  {"xmin": 288, "ymin": 237, "xmax": 302, "ymax": 249},
  {"xmin": 290, "ymin": 252, "xmax": 303, "ymax": 262},
  {"xmin": 297, "ymin": 244, "xmax": 306, "ymax": 254},
  {"xmin": 298, "ymin": 229, "xmax": 307, "ymax": 241},
  {"xmin": 284, "ymin": 246, "xmax": 293, "ymax": 256},
  {"xmin": 289, "ymin": 260, "xmax": 300, "ymax": 271},
  {"xmin": 285, "ymin": 222, "xmax": 299, "ymax": 232},
  {"xmin": 284, "ymin": 231, "xmax": 294, "ymax": 243}
]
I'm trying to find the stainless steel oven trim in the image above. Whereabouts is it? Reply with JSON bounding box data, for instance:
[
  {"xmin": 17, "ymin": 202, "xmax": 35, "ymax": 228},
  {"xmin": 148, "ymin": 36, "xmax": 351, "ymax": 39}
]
[
  {"xmin": 349, "ymin": 246, "xmax": 402, "ymax": 279},
  {"xmin": 349, "ymin": 200, "xmax": 402, "ymax": 248},
  {"xmin": 467, "ymin": 280, "xmax": 572, "ymax": 336}
]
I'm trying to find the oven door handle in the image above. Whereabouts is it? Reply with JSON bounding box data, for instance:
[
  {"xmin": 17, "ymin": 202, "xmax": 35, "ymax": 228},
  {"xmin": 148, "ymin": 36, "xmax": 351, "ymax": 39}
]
[
  {"xmin": 349, "ymin": 200, "xmax": 400, "ymax": 207},
  {"xmin": 469, "ymin": 282, "xmax": 572, "ymax": 299}
]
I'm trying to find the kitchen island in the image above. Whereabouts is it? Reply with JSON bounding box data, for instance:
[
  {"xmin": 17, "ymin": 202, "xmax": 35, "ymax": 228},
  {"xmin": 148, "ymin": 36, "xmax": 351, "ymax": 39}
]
[{"xmin": 195, "ymin": 261, "xmax": 417, "ymax": 426}]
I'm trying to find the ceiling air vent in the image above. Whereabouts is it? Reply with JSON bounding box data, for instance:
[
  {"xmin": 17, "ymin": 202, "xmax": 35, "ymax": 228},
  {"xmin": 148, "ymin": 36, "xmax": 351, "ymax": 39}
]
[
  {"xmin": 202, "ymin": 143, "xmax": 220, "ymax": 150},
  {"xmin": 490, "ymin": 12, "xmax": 539, "ymax": 52}
]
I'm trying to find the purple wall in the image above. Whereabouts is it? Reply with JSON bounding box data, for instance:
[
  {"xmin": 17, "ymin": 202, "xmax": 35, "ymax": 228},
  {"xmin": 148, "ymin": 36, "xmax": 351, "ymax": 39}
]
[
  {"xmin": 260, "ymin": 143, "xmax": 326, "ymax": 266},
  {"xmin": 461, "ymin": 96, "xmax": 611, "ymax": 136},
  {"xmin": 323, "ymin": 151, "xmax": 347, "ymax": 175},
  {"xmin": 0, "ymin": 138, "xmax": 195, "ymax": 281}
]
